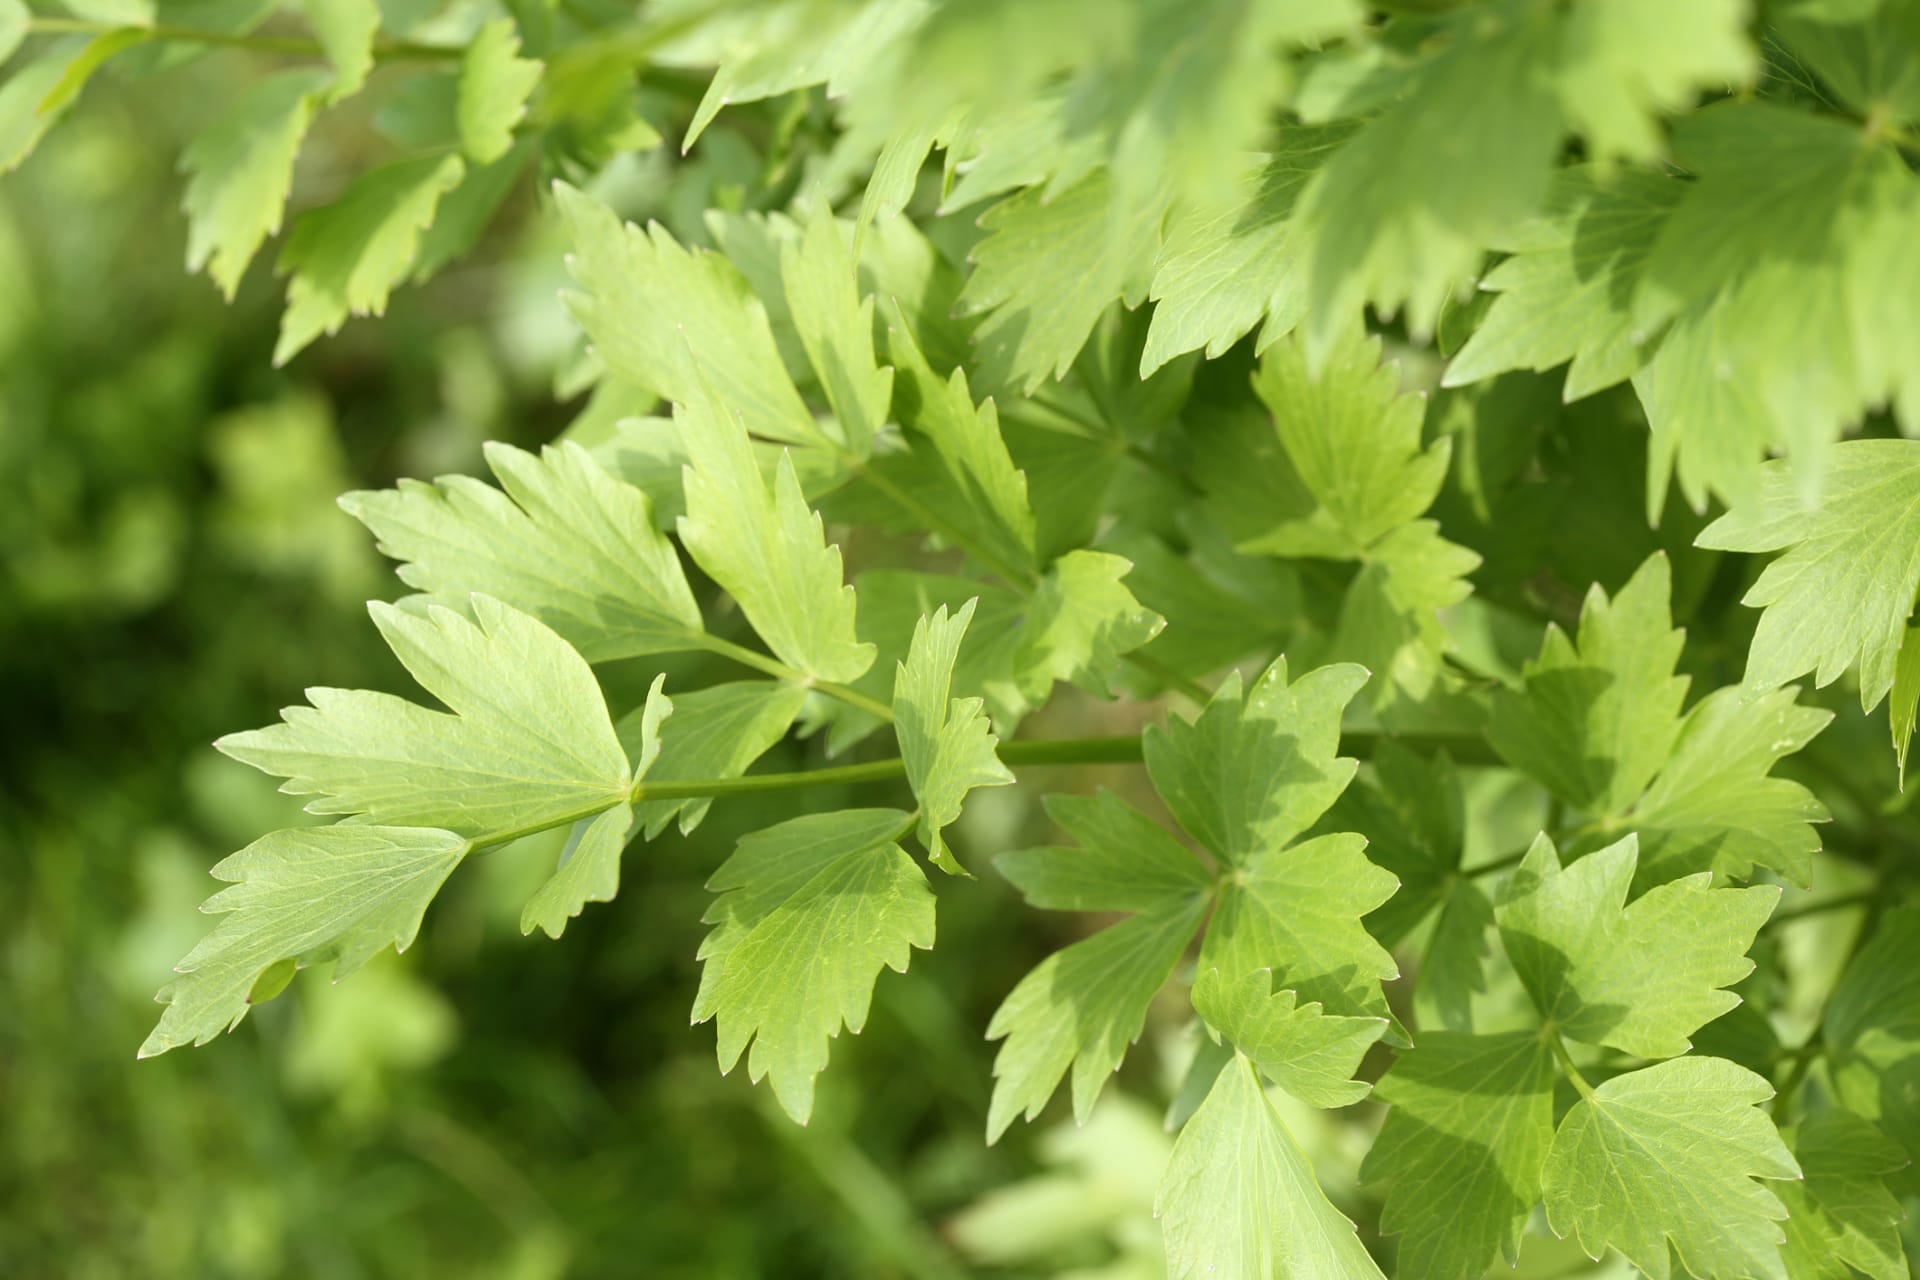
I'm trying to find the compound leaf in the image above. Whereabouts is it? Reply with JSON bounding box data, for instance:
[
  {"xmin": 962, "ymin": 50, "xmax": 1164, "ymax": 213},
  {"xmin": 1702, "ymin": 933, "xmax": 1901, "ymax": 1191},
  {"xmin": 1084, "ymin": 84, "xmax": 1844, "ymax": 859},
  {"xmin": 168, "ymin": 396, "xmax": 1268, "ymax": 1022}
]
[
  {"xmin": 1190, "ymin": 967, "xmax": 1386, "ymax": 1109},
  {"xmin": 893, "ymin": 600, "xmax": 1013, "ymax": 875},
  {"xmin": 457, "ymin": 18, "xmax": 542, "ymax": 165}
]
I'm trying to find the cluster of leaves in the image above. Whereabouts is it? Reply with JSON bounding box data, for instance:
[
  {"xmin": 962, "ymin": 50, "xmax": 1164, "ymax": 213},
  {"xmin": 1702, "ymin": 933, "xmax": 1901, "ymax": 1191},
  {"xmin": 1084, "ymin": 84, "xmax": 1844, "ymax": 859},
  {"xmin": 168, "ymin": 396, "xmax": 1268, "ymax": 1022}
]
[{"xmin": 13, "ymin": 0, "xmax": 1920, "ymax": 1275}]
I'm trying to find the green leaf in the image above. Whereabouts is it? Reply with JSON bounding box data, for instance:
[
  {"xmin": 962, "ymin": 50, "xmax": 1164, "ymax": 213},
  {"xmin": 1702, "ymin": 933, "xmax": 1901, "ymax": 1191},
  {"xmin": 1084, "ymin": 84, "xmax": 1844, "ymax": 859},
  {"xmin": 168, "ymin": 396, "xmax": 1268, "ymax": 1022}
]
[
  {"xmin": 1245, "ymin": 326, "xmax": 1449, "ymax": 557},
  {"xmin": 0, "ymin": 53, "xmax": 74, "ymax": 174},
  {"xmin": 996, "ymin": 790, "xmax": 1211, "ymax": 914},
  {"xmin": 626, "ymin": 681, "xmax": 807, "ymax": 839},
  {"xmin": 1144, "ymin": 656, "xmax": 1367, "ymax": 867},
  {"xmin": 1629, "ymin": 685, "xmax": 1832, "ymax": 886},
  {"xmin": 675, "ymin": 387, "xmax": 876, "ymax": 684},
  {"xmin": 1552, "ymin": 0, "xmax": 1755, "ymax": 165},
  {"xmin": 780, "ymin": 206, "xmax": 892, "ymax": 456},
  {"xmin": 986, "ymin": 896, "xmax": 1208, "ymax": 1140},
  {"xmin": 1013, "ymin": 549, "xmax": 1162, "ymax": 700},
  {"xmin": 520, "ymin": 674, "xmax": 667, "ymax": 939},
  {"xmin": 1157, "ymin": 1054, "xmax": 1387, "ymax": 1280},
  {"xmin": 882, "ymin": 308, "xmax": 1038, "ymax": 579},
  {"xmin": 0, "ymin": 0, "xmax": 28, "ymax": 64},
  {"xmin": 1824, "ymin": 907, "xmax": 1920, "ymax": 1179},
  {"xmin": 340, "ymin": 440, "xmax": 704, "ymax": 663},
  {"xmin": 1190, "ymin": 967, "xmax": 1386, "ymax": 1109},
  {"xmin": 1495, "ymin": 832, "xmax": 1777, "ymax": 1058},
  {"xmin": 693, "ymin": 808, "xmax": 933, "ymax": 1124},
  {"xmin": 140, "ymin": 825, "xmax": 469, "ymax": 1057},
  {"xmin": 35, "ymin": 26, "xmax": 151, "ymax": 116},
  {"xmin": 303, "ymin": 0, "xmax": 380, "ymax": 99},
  {"xmin": 274, "ymin": 153, "xmax": 466, "ymax": 365},
  {"xmin": 893, "ymin": 600, "xmax": 1013, "ymax": 875},
  {"xmin": 1296, "ymin": 2, "xmax": 1562, "ymax": 352},
  {"xmin": 555, "ymin": 183, "xmax": 819, "ymax": 447},
  {"xmin": 458, "ymin": 18, "xmax": 542, "ymax": 165},
  {"xmin": 179, "ymin": 69, "xmax": 329, "ymax": 298},
  {"xmin": 1201, "ymin": 831, "xmax": 1401, "ymax": 1023},
  {"xmin": 1777, "ymin": 1110, "xmax": 1911, "ymax": 1280},
  {"xmin": 1362, "ymin": 1031, "xmax": 1556, "ymax": 1280},
  {"xmin": 217, "ymin": 595, "xmax": 629, "ymax": 840},
  {"xmin": 1442, "ymin": 168, "xmax": 1681, "ymax": 399},
  {"xmin": 1489, "ymin": 552, "xmax": 1687, "ymax": 816},
  {"xmin": 1140, "ymin": 125, "xmax": 1353, "ymax": 376},
  {"xmin": 955, "ymin": 169, "xmax": 1163, "ymax": 393},
  {"xmin": 1541, "ymin": 1056, "xmax": 1801, "ymax": 1280},
  {"xmin": 1697, "ymin": 440, "xmax": 1920, "ymax": 715}
]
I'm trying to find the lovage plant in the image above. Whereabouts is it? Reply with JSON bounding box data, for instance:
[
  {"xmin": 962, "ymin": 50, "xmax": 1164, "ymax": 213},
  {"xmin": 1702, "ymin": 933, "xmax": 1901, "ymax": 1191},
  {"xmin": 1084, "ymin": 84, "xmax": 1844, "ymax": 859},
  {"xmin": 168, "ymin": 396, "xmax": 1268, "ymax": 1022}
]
[{"xmin": 11, "ymin": 0, "xmax": 1920, "ymax": 1274}]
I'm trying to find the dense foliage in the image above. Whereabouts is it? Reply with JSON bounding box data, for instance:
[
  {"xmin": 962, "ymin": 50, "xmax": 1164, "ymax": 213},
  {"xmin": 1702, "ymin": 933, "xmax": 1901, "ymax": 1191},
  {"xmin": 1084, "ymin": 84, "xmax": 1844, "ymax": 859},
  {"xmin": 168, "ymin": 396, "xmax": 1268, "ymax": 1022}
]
[{"xmin": 7, "ymin": 0, "xmax": 1920, "ymax": 1275}]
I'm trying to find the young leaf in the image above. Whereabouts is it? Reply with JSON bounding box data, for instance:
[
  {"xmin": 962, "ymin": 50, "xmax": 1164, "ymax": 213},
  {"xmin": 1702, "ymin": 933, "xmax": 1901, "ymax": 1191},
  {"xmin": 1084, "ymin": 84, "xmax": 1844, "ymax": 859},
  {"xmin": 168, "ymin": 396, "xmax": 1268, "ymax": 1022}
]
[
  {"xmin": 675, "ymin": 388, "xmax": 876, "ymax": 684},
  {"xmin": 0, "ymin": 0, "xmax": 25, "ymax": 63},
  {"xmin": 893, "ymin": 600, "xmax": 1013, "ymax": 875},
  {"xmin": 1189, "ymin": 967, "xmax": 1387, "ymax": 1109},
  {"xmin": 140, "ymin": 825, "xmax": 470, "ymax": 1057},
  {"xmin": 780, "ymin": 206, "xmax": 892, "ymax": 456},
  {"xmin": 1495, "ymin": 832, "xmax": 1778, "ymax": 1058},
  {"xmin": 275, "ymin": 153, "xmax": 467, "ymax": 365},
  {"xmin": 520, "ymin": 674, "xmax": 668, "ymax": 939},
  {"xmin": 1157, "ymin": 1055, "xmax": 1387, "ymax": 1280},
  {"xmin": 555, "ymin": 184, "xmax": 819, "ymax": 448},
  {"xmin": 1541, "ymin": 1056, "xmax": 1801, "ymax": 1280},
  {"xmin": 1362, "ymin": 1031, "xmax": 1556, "ymax": 1280},
  {"xmin": 1144, "ymin": 656, "xmax": 1367, "ymax": 866},
  {"xmin": 340, "ymin": 440, "xmax": 704, "ymax": 663},
  {"xmin": 217, "ymin": 595, "xmax": 629, "ymax": 839},
  {"xmin": 458, "ymin": 19, "xmax": 542, "ymax": 164},
  {"xmin": 1013, "ymin": 549, "xmax": 1163, "ymax": 699},
  {"xmin": 180, "ymin": 69, "xmax": 330, "ymax": 299},
  {"xmin": 303, "ymin": 0, "xmax": 379, "ymax": 99},
  {"xmin": 693, "ymin": 808, "xmax": 933, "ymax": 1124},
  {"xmin": 1489, "ymin": 552, "xmax": 1687, "ymax": 816},
  {"xmin": 1697, "ymin": 440, "xmax": 1920, "ymax": 717},
  {"xmin": 626, "ymin": 681, "xmax": 807, "ymax": 839},
  {"xmin": 956, "ymin": 169, "xmax": 1163, "ymax": 393}
]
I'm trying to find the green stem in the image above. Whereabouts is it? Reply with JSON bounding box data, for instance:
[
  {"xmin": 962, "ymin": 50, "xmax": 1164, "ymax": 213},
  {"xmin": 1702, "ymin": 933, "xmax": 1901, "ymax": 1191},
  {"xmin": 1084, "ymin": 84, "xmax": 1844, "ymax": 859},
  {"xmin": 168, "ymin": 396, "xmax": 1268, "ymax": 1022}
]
[
  {"xmin": 693, "ymin": 633, "xmax": 896, "ymax": 722},
  {"xmin": 1771, "ymin": 1037, "xmax": 1822, "ymax": 1121},
  {"xmin": 1464, "ymin": 845, "xmax": 1528, "ymax": 879},
  {"xmin": 1120, "ymin": 649, "xmax": 1214, "ymax": 705},
  {"xmin": 25, "ymin": 15, "xmax": 461, "ymax": 60},
  {"xmin": 1544, "ymin": 1027, "xmax": 1595, "ymax": 1099}
]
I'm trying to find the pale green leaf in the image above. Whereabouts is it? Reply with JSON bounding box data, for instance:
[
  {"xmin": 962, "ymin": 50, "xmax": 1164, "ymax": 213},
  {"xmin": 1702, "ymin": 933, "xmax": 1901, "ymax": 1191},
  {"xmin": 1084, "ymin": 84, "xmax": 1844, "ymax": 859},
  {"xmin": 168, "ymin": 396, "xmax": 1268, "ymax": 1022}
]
[
  {"xmin": 1013, "ymin": 549, "xmax": 1163, "ymax": 700},
  {"xmin": 1697, "ymin": 440, "xmax": 1920, "ymax": 714},
  {"xmin": 458, "ymin": 18, "xmax": 542, "ymax": 164},
  {"xmin": 180, "ymin": 69, "xmax": 329, "ymax": 299},
  {"xmin": 693, "ymin": 808, "xmax": 932, "ymax": 1124},
  {"xmin": 1201, "ymin": 832, "xmax": 1400, "ymax": 1023},
  {"xmin": 140, "ymin": 825, "xmax": 469, "ymax": 1056},
  {"xmin": 1629, "ymin": 685, "xmax": 1832, "ymax": 886},
  {"xmin": 893, "ymin": 600, "xmax": 1013, "ymax": 875},
  {"xmin": 1362, "ymin": 1031, "xmax": 1556, "ymax": 1280},
  {"xmin": 626, "ymin": 681, "xmax": 807, "ymax": 839},
  {"xmin": 1157, "ymin": 1055, "xmax": 1386, "ymax": 1280},
  {"xmin": 1495, "ymin": 832, "xmax": 1777, "ymax": 1058},
  {"xmin": 986, "ymin": 895, "xmax": 1208, "ymax": 1140},
  {"xmin": 304, "ymin": 0, "xmax": 379, "ymax": 98},
  {"xmin": 217, "ymin": 595, "xmax": 629, "ymax": 839},
  {"xmin": 1190, "ymin": 968, "xmax": 1386, "ymax": 1109},
  {"xmin": 1541, "ymin": 1056, "xmax": 1800, "ymax": 1280},
  {"xmin": 781, "ymin": 205, "xmax": 892, "ymax": 456},
  {"xmin": 0, "ymin": 0, "xmax": 28, "ymax": 63},
  {"xmin": 996, "ymin": 789, "xmax": 1211, "ymax": 915},
  {"xmin": 274, "ymin": 153, "xmax": 466, "ymax": 365},
  {"xmin": 1143, "ymin": 656, "xmax": 1368, "ymax": 866},
  {"xmin": 956, "ymin": 168, "xmax": 1164, "ymax": 393},
  {"xmin": 555, "ymin": 183, "xmax": 819, "ymax": 447},
  {"xmin": 519, "ymin": 673, "xmax": 667, "ymax": 938},
  {"xmin": 339, "ymin": 439, "xmax": 703, "ymax": 663},
  {"xmin": 1777, "ymin": 1110, "xmax": 1911, "ymax": 1280},
  {"xmin": 1332, "ymin": 520, "xmax": 1480, "ymax": 708},
  {"xmin": 1489, "ymin": 552, "xmax": 1688, "ymax": 815},
  {"xmin": 675, "ymin": 388, "xmax": 875, "ymax": 684}
]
